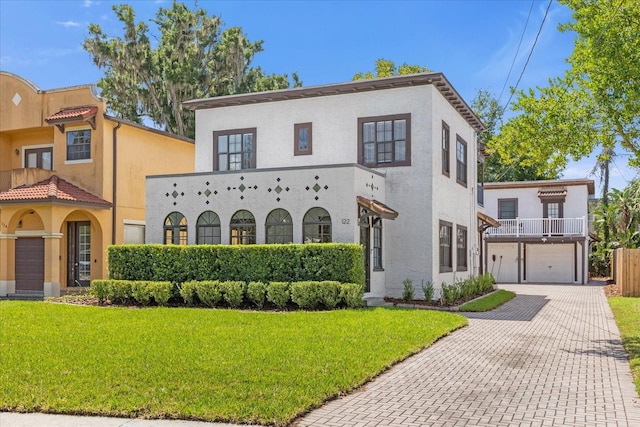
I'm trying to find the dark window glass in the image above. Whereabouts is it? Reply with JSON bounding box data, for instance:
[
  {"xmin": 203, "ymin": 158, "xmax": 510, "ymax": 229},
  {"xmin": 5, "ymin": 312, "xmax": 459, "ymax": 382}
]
[
  {"xmin": 456, "ymin": 226, "xmax": 467, "ymax": 270},
  {"xmin": 498, "ymin": 199, "xmax": 518, "ymax": 219},
  {"xmin": 358, "ymin": 114, "xmax": 410, "ymax": 167},
  {"xmin": 164, "ymin": 212, "xmax": 187, "ymax": 245},
  {"xmin": 230, "ymin": 210, "xmax": 256, "ymax": 244},
  {"xmin": 439, "ymin": 221, "xmax": 452, "ymax": 272},
  {"xmin": 294, "ymin": 123, "xmax": 312, "ymax": 155},
  {"xmin": 303, "ymin": 207, "xmax": 332, "ymax": 243},
  {"xmin": 67, "ymin": 129, "xmax": 91, "ymax": 161},
  {"xmin": 214, "ymin": 128, "xmax": 256, "ymax": 171},
  {"xmin": 265, "ymin": 209, "xmax": 293, "ymax": 244},
  {"xmin": 442, "ymin": 122, "xmax": 450, "ymax": 175},
  {"xmin": 456, "ymin": 136, "xmax": 467, "ymax": 185},
  {"xmin": 373, "ymin": 221, "xmax": 383, "ymax": 269},
  {"xmin": 196, "ymin": 211, "xmax": 221, "ymax": 244}
]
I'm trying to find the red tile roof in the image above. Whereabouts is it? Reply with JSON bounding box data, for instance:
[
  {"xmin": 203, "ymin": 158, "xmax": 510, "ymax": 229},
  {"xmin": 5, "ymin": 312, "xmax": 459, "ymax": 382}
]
[
  {"xmin": 45, "ymin": 106, "xmax": 98, "ymax": 123},
  {"xmin": 0, "ymin": 175, "xmax": 111, "ymax": 207}
]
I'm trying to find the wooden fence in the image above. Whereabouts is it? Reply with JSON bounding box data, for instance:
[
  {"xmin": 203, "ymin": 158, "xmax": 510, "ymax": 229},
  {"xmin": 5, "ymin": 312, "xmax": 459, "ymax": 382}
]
[{"xmin": 613, "ymin": 248, "xmax": 640, "ymax": 297}]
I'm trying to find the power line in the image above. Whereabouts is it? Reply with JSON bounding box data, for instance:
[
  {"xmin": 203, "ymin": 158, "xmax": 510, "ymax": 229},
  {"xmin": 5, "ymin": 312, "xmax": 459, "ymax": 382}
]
[
  {"xmin": 502, "ymin": 0, "xmax": 553, "ymax": 112},
  {"xmin": 498, "ymin": 0, "xmax": 535, "ymax": 105}
]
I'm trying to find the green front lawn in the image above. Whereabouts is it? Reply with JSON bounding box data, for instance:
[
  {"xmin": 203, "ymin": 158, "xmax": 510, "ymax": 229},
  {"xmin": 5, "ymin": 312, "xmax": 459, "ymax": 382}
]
[
  {"xmin": 608, "ymin": 296, "xmax": 640, "ymax": 396},
  {"xmin": 458, "ymin": 290, "xmax": 516, "ymax": 312},
  {"xmin": 0, "ymin": 302, "xmax": 467, "ymax": 425}
]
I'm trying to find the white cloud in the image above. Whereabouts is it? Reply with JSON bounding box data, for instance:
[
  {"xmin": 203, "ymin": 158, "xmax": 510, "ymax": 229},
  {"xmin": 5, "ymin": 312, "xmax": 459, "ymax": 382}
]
[
  {"xmin": 83, "ymin": 0, "xmax": 98, "ymax": 7},
  {"xmin": 36, "ymin": 47, "xmax": 83, "ymax": 58},
  {"xmin": 0, "ymin": 56, "xmax": 46, "ymax": 67},
  {"xmin": 56, "ymin": 20, "xmax": 80, "ymax": 28}
]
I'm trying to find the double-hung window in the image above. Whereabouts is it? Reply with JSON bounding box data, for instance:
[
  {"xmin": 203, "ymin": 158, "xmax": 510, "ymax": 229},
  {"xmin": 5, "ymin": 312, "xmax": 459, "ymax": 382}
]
[
  {"xmin": 213, "ymin": 128, "xmax": 256, "ymax": 171},
  {"xmin": 358, "ymin": 114, "xmax": 410, "ymax": 167},
  {"xmin": 456, "ymin": 225, "xmax": 467, "ymax": 271},
  {"xmin": 442, "ymin": 122, "xmax": 450, "ymax": 176},
  {"xmin": 456, "ymin": 136, "xmax": 467, "ymax": 186},
  {"xmin": 439, "ymin": 221, "xmax": 453, "ymax": 272},
  {"xmin": 67, "ymin": 129, "xmax": 91, "ymax": 161}
]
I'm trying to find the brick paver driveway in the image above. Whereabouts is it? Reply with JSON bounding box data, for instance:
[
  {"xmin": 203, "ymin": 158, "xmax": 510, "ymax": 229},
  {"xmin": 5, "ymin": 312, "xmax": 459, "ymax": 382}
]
[{"xmin": 296, "ymin": 284, "xmax": 640, "ymax": 427}]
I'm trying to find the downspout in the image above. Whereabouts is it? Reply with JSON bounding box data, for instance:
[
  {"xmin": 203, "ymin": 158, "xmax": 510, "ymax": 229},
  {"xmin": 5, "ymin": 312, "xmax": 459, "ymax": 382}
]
[{"xmin": 111, "ymin": 121, "xmax": 122, "ymax": 245}]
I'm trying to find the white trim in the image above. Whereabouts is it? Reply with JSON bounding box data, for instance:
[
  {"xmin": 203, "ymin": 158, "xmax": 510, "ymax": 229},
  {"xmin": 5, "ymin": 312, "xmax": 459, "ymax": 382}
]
[
  {"xmin": 64, "ymin": 158, "xmax": 93, "ymax": 165},
  {"xmin": 0, "ymin": 234, "xmax": 18, "ymax": 239},
  {"xmin": 65, "ymin": 125, "xmax": 92, "ymax": 132},
  {"xmin": 123, "ymin": 219, "xmax": 146, "ymax": 226},
  {"xmin": 42, "ymin": 233, "xmax": 64, "ymax": 239},
  {"xmin": 44, "ymin": 282, "xmax": 61, "ymax": 297},
  {"xmin": 0, "ymin": 280, "xmax": 16, "ymax": 296},
  {"xmin": 15, "ymin": 230, "xmax": 46, "ymax": 237}
]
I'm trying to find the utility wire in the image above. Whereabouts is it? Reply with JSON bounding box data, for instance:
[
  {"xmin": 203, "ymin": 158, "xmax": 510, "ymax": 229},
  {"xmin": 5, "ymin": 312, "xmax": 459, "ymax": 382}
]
[
  {"xmin": 498, "ymin": 0, "xmax": 535, "ymax": 105},
  {"xmin": 502, "ymin": 0, "xmax": 554, "ymax": 113}
]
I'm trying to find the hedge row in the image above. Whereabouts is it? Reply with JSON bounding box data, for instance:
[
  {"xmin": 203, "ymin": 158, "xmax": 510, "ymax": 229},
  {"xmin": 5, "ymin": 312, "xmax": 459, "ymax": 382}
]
[
  {"xmin": 107, "ymin": 244, "xmax": 365, "ymax": 286},
  {"xmin": 90, "ymin": 280, "xmax": 364, "ymax": 310},
  {"xmin": 91, "ymin": 280, "xmax": 172, "ymax": 305},
  {"xmin": 440, "ymin": 273, "xmax": 496, "ymax": 306}
]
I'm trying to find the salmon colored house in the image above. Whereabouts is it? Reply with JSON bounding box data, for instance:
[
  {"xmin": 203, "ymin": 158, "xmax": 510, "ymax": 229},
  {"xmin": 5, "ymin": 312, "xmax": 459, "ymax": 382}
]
[{"xmin": 0, "ymin": 71, "xmax": 194, "ymax": 297}]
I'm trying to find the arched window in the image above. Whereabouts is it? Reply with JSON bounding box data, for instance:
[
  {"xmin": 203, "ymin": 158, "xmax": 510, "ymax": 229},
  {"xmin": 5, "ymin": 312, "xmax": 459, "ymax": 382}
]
[
  {"xmin": 265, "ymin": 209, "xmax": 293, "ymax": 244},
  {"xmin": 230, "ymin": 210, "xmax": 256, "ymax": 245},
  {"xmin": 164, "ymin": 212, "xmax": 187, "ymax": 245},
  {"xmin": 196, "ymin": 211, "xmax": 221, "ymax": 244},
  {"xmin": 303, "ymin": 207, "xmax": 332, "ymax": 243}
]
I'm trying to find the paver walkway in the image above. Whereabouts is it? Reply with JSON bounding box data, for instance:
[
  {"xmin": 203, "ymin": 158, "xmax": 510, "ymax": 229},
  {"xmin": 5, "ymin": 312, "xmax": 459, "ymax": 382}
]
[
  {"xmin": 296, "ymin": 284, "xmax": 640, "ymax": 426},
  {"xmin": 2, "ymin": 284, "xmax": 638, "ymax": 427}
]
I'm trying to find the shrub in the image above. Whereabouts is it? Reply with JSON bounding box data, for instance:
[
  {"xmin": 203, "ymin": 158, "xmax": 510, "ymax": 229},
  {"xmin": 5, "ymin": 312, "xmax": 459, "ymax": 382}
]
[
  {"xmin": 130, "ymin": 281, "xmax": 151, "ymax": 305},
  {"xmin": 180, "ymin": 281, "xmax": 199, "ymax": 306},
  {"xmin": 267, "ymin": 282, "xmax": 290, "ymax": 309},
  {"xmin": 247, "ymin": 281, "xmax": 267, "ymax": 309},
  {"xmin": 220, "ymin": 281, "xmax": 246, "ymax": 308},
  {"xmin": 318, "ymin": 281, "xmax": 341, "ymax": 309},
  {"xmin": 90, "ymin": 280, "xmax": 110, "ymax": 304},
  {"xmin": 440, "ymin": 281, "xmax": 459, "ymax": 306},
  {"xmin": 195, "ymin": 281, "xmax": 223, "ymax": 307},
  {"xmin": 291, "ymin": 281, "xmax": 322, "ymax": 310},
  {"xmin": 421, "ymin": 280, "xmax": 434, "ymax": 301},
  {"xmin": 110, "ymin": 280, "xmax": 132, "ymax": 304},
  {"xmin": 402, "ymin": 278, "xmax": 414, "ymax": 301},
  {"xmin": 108, "ymin": 243, "xmax": 365, "ymax": 286},
  {"xmin": 340, "ymin": 283, "xmax": 364, "ymax": 308},
  {"xmin": 147, "ymin": 281, "xmax": 172, "ymax": 306}
]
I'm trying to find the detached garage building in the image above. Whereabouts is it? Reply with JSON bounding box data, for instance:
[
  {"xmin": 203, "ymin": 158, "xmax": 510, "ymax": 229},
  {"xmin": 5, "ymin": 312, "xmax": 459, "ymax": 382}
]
[{"xmin": 483, "ymin": 179, "xmax": 595, "ymax": 284}]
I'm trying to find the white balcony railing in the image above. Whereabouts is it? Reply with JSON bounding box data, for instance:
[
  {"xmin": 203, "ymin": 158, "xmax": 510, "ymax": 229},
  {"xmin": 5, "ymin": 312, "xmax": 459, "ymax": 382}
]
[{"xmin": 485, "ymin": 217, "xmax": 587, "ymax": 237}]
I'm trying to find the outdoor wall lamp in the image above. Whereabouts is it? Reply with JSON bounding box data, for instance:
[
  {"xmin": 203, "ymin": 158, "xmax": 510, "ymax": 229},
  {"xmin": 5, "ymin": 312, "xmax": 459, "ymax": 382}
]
[{"xmin": 15, "ymin": 148, "xmax": 20, "ymax": 156}]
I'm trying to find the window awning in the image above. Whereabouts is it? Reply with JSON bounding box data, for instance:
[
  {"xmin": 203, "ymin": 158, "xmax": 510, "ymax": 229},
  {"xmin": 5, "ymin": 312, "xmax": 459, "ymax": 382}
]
[
  {"xmin": 356, "ymin": 196, "xmax": 398, "ymax": 220},
  {"xmin": 537, "ymin": 188, "xmax": 567, "ymax": 198},
  {"xmin": 478, "ymin": 211, "xmax": 500, "ymax": 231},
  {"xmin": 45, "ymin": 106, "xmax": 98, "ymax": 132}
]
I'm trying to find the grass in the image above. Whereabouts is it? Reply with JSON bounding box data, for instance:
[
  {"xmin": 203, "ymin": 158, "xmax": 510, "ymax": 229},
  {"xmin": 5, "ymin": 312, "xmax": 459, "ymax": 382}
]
[
  {"xmin": 608, "ymin": 296, "xmax": 640, "ymax": 396},
  {"xmin": 0, "ymin": 301, "xmax": 467, "ymax": 426},
  {"xmin": 458, "ymin": 289, "xmax": 516, "ymax": 312}
]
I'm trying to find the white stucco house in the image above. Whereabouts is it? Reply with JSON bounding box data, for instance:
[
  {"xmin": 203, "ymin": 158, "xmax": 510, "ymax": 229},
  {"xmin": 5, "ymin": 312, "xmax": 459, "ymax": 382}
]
[
  {"xmin": 483, "ymin": 179, "xmax": 595, "ymax": 284},
  {"xmin": 145, "ymin": 73, "xmax": 491, "ymax": 298}
]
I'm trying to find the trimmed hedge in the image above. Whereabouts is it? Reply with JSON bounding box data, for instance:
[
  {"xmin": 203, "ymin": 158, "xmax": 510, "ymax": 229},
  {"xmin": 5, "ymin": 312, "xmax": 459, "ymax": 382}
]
[
  {"xmin": 107, "ymin": 244, "xmax": 365, "ymax": 286},
  {"xmin": 91, "ymin": 280, "xmax": 172, "ymax": 306}
]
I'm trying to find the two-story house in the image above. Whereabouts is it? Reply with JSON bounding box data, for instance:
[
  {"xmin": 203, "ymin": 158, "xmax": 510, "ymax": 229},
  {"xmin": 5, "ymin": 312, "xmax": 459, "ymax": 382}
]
[
  {"xmin": 0, "ymin": 71, "xmax": 194, "ymax": 297},
  {"xmin": 483, "ymin": 179, "xmax": 595, "ymax": 284},
  {"xmin": 145, "ymin": 73, "xmax": 489, "ymax": 298}
]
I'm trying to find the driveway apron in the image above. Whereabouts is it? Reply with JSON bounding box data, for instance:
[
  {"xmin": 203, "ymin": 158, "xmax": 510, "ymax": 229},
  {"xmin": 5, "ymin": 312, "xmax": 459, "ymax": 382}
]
[{"xmin": 296, "ymin": 284, "xmax": 640, "ymax": 427}]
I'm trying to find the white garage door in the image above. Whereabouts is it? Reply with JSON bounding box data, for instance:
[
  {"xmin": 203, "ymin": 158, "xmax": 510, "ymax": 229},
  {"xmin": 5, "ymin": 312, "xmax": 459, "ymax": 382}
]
[
  {"xmin": 487, "ymin": 243, "xmax": 519, "ymax": 283},
  {"xmin": 527, "ymin": 244, "xmax": 574, "ymax": 283}
]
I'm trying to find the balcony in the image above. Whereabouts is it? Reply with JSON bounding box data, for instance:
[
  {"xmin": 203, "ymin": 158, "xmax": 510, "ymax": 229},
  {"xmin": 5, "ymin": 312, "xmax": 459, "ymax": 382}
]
[
  {"xmin": 0, "ymin": 168, "xmax": 54, "ymax": 192},
  {"xmin": 485, "ymin": 217, "xmax": 587, "ymax": 238}
]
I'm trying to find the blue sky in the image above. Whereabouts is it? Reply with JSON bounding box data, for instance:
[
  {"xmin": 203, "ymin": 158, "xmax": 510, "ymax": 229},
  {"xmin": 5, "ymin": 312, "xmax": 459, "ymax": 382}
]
[{"xmin": 1, "ymin": 0, "xmax": 636, "ymax": 192}]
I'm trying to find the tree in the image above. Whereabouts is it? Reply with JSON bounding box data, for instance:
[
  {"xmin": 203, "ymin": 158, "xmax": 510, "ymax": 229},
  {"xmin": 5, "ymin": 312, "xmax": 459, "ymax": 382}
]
[
  {"xmin": 84, "ymin": 1, "xmax": 299, "ymax": 138},
  {"xmin": 353, "ymin": 59, "xmax": 431, "ymax": 80},
  {"xmin": 471, "ymin": 89, "xmax": 559, "ymax": 182},
  {"xmin": 492, "ymin": 0, "xmax": 640, "ymax": 176}
]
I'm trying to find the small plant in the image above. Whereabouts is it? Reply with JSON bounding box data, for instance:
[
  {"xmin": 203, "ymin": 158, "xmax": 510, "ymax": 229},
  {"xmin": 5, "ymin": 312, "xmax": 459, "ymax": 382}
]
[
  {"xmin": 179, "ymin": 281, "xmax": 199, "ymax": 306},
  {"xmin": 195, "ymin": 281, "xmax": 223, "ymax": 307},
  {"xmin": 221, "ymin": 281, "xmax": 246, "ymax": 308},
  {"xmin": 291, "ymin": 281, "xmax": 322, "ymax": 310},
  {"xmin": 421, "ymin": 280, "xmax": 434, "ymax": 301},
  {"xmin": 318, "ymin": 281, "xmax": 341, "ymax": 309},
  {"xmin": 402, "ymin": 278, "xmax": 414, "ymax": 301},
  {"xmin": 339, "ymin": 283, "xmax": 364, "ymax": 308},
  {"xmin": 267, "ymin": 282, "xmax": 290, "ymax": 309},
  {"xmin": 247, "ymin": 281, "xmax": 266, "ymax": 309}
]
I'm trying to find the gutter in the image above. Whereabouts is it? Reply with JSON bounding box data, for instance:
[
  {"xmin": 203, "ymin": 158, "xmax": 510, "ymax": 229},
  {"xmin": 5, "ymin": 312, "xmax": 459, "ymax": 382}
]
[{"xmin": 111, "ymin": 121, "xmax": 122, "ymax": 244}]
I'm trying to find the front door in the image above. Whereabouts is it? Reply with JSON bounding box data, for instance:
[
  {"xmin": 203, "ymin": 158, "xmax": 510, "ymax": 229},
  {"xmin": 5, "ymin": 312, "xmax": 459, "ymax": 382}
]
[
  {"xmin": 67, "ymin": 221, "xmax": 91, "ymax": 287},
  {"xmin": 15, "ymin": 238, "xmax": 45, "ymax": 292},
  {"xmin": 360, "ymin": 224, "xmax": 371, "ymax": 292}
]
